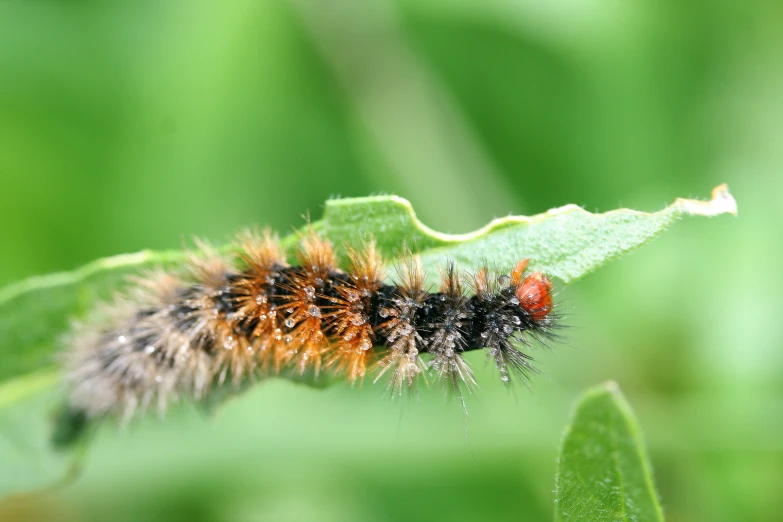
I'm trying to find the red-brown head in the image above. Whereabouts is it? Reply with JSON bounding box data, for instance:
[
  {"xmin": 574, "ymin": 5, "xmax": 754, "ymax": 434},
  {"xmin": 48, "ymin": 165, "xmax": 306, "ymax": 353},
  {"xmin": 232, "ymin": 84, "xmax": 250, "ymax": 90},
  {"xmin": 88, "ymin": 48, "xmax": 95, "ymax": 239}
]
[{"xmin": 510, "ymin": 259, "xmax": 553, "ymax": 322}]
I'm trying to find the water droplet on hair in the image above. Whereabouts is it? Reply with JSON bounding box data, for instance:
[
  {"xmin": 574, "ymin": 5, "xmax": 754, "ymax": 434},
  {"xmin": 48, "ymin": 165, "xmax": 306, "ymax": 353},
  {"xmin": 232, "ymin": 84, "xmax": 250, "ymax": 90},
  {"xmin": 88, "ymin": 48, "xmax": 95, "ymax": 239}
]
[
  {"xmin": 379, "ymin": 308, "xmax": 389, "ymax": 318},
  {"xmin": 480, "ymin": 331, "xmax": 489, "ymax": 339},
  {"xmin": 304, "ymin": 286, "xmax": 316, "ymax": 299},
  {"xmin": 503, "ymin": 325, "xmax": 514, "ymax": 334},
  {"xmin": 144, "ymin": 345, "xmax": 156, "ymax": 354},
  {"xmin": 285, "ymin": 318, "xmax": 295, "ymax": 328},
  {"xmin": 351, "ymin": 315, "xmax": 364, "ymax": 326},
  {"xmin": 308, "ymin": 305, "xmax": 321, "ymax": 317}
]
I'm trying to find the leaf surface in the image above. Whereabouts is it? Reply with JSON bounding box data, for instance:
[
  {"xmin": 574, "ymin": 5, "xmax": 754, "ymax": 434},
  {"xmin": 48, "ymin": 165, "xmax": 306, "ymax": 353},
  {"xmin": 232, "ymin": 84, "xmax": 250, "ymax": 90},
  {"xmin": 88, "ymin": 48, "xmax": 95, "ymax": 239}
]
[
  {"xmin": 554, "ymin": 381, "xmax": 665, "ymax": 522},
  {"xmin": 0, "ymin": 370, "xmax": 78, "ymax": 498},
  {"xmin": 0, "ymin": 186, "xmax": 735, "ymax": 498}
]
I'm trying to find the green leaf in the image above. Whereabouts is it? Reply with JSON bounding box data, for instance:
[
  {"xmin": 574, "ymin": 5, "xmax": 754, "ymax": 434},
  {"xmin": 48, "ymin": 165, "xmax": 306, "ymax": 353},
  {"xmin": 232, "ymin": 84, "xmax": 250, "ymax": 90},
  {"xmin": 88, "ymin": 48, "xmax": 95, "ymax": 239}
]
[
  {"xmin": 554, "ymin": 381, "xmax": 665, "ymax": 522},
  {"xmin": 317, "ymin": 185, "xmax": 736, "ymax": 284},
  {"xmin": 0, "ymin": 186, "xmax": 735, "ymax": 499},
  {"xmin": 0, "ymin": 251, "xmax": 186, "ymax": 384},
  {"xmin": 0, "ymin": 369, "xmax": 80, "ymax": 498}
]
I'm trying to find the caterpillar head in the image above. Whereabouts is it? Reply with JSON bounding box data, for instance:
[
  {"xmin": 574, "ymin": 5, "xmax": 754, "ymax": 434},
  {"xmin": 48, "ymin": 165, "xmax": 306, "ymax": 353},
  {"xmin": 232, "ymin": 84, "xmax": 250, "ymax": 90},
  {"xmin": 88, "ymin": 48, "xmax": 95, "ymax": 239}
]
[{"xmin": 510, "ymin": 259, "xmax": 553, "ymax": 322}]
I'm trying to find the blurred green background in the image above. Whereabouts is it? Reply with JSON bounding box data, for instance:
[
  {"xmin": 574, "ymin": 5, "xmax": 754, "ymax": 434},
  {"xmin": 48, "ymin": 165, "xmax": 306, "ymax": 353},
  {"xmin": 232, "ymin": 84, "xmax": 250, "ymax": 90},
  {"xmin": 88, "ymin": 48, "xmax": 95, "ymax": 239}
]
[{"xmin": 1, "ymin": 1, "xmax": 781, "ymax": 521}]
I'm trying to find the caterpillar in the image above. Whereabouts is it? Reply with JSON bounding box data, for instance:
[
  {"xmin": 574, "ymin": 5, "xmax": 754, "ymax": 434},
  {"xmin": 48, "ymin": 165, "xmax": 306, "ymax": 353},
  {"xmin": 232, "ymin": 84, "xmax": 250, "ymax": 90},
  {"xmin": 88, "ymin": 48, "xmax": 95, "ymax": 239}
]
[{"xmin": 63, "ymin": 230, "xmax": 560, "ymax": 422}]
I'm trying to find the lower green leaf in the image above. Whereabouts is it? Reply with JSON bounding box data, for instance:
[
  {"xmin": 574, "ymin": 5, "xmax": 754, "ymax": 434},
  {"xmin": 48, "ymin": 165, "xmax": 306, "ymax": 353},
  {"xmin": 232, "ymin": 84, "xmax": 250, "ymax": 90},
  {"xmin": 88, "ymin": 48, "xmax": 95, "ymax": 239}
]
[
  {"xmin": 554, "ymin": 382, "xmax": 664, "ymax": 522},
  {"xmin": 0, "ymin": 369, "xmax": 81, "ymax": 499}
]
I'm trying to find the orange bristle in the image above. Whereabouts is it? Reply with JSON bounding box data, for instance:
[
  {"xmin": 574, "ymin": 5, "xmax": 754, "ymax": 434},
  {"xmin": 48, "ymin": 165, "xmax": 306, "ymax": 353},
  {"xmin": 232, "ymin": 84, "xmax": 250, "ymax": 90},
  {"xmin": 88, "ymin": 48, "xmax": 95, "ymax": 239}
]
[
  {"xmin": 276, "ymin": 232, "xmax": 336, "ymax": 375},
  {"xmin": 185, "ymin": 242, "xmax": 258, "ymax": 387},
  {"xmin": 232, "ymin": 229, "xmax": 286, "ymax": 373},
  {"xmin": 510, "ymin": 258, "xmax": 529, "ymax": 286},
  {"xmin": 472, "ymin": 266, "xmax": 490, "ymax": 297},
  {"xmin": 324, "ymin": 242, "xmax": 384, "ymax": 384}
]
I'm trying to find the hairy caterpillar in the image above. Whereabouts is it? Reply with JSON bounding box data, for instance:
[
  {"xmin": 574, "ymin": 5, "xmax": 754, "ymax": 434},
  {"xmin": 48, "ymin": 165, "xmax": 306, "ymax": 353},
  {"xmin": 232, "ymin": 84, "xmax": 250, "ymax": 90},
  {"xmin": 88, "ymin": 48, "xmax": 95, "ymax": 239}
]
[{"xmin": 63, "ymin": 230, "xmax": 560, "ymax": 421}]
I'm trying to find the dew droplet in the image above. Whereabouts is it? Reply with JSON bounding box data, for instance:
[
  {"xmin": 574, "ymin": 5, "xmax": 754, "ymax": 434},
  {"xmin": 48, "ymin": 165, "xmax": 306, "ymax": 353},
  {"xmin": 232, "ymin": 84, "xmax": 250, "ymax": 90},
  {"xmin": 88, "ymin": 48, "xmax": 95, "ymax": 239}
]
[
  {"xmin": 285, "ymin": 318, "xmax": 295, "ymax": 328},
  {"xmin": 503, "ymin": 325, "xmax": 514, "ymax": 334},
  {"xmin": 308, "ymin": 305, "xmax": 321, "ymax": 317},
  {"xmin": 379, "ymin": 308, "xmax": 389, "ymax": 318}
]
